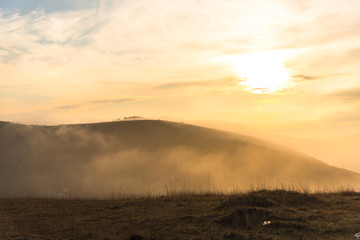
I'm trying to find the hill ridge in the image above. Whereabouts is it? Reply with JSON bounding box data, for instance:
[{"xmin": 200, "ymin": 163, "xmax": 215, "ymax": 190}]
[{"xmin": 0, "ymin": 119, "xmax": 359, "ymax": 197}]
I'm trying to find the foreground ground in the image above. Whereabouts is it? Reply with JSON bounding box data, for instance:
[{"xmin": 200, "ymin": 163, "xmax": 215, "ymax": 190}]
[{"xmin": 1, "ymin": 190, "xmax": 360, "ymax": 240}]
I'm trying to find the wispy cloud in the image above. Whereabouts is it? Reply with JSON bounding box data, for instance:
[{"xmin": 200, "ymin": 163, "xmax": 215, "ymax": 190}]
[
  {"xmin": 155, "ymin": 78, "xmax": 238, "ymax": 89},
  {"xmin": 328, "ymin": 87, "xmax": 360, "ymax": 101},
  {"xmin": 55, "ymin": 97, "xmax": 145, "ymax": 110},
  {"xmin": 343, "ymin": 48, "xmax": 360, "ymax": 63},
  {"xmin": 318, "ymin": 107, "xmax": 360, "ymax": 131},
  {"xmin": 250, "ymin": 88, "xmax": 271, "ymax": 94},
  {"xmin": 291, "ymin": 75, "xmax": 318, "ymax": 82},
  {"xmin": 55, "ymin": 104, "xmax": 80, "ymax": 110},
  {"xmin": 1, "ymin": 0, "xmax": 360, "ymax": 129}
]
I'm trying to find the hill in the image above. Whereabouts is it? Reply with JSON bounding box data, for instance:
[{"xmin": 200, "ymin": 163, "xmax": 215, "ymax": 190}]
[{"xmin": 0, "ymin": 120, "xmax": 359, "ymax": 197}]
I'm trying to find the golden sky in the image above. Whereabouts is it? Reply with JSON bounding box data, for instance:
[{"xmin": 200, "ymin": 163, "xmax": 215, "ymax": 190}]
[{"xmin": 1, "ymin": 0, "xmax": 360, "ymax": 169}]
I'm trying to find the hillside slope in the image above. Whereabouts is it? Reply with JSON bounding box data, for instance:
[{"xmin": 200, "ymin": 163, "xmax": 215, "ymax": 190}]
[{"xmin": 0, "ymin": 120, "xmax": 359, "ymax": 197}]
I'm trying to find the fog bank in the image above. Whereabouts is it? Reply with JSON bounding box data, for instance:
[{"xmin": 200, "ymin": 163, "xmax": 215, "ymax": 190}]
[{"xmin": 1, "ymin": 120, "xmax": 359, "ymax": 198}]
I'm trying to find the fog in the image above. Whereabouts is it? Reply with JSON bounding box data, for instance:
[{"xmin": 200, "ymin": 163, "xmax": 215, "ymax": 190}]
[
  {"xmin": 265, "ymin": 135, "xmax": 360, "ymax": 174},
  {"xmin": 191, "ymin": 120, "xmax": 360, "ymax": 174},
  {"xmin": 1, "ymin": 120, "xmax": 359, "ymax": 198}
]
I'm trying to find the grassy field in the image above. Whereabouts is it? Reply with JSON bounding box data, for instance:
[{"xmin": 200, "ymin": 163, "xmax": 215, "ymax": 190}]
[{"xmin": 1, "ymin": 190, "xmax": 360, "ymax": 240}]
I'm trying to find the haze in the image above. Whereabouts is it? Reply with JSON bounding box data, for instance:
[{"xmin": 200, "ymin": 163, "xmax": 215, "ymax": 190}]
[
  {"xmin": 1, "ymin": 120, "xmax": 359, "ymax": 197},
  {"xmin": 1, "ymin": 0, "xmax": 359, "ymax": 173}
]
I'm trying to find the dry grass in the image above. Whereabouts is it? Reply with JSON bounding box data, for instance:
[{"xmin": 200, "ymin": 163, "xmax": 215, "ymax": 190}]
[{"xmin": 1, "ymin": 190, "xmax": 360, "ymax": 240}]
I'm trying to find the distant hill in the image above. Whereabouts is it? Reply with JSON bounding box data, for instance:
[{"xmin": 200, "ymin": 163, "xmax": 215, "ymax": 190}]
[{"xmin": 0, "ymin": 120, "xmax": 359, "ymax": 197}]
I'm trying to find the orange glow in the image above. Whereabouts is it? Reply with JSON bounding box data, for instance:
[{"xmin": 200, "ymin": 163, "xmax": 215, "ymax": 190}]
[{"xmin": 230, "ymin": 51, "xmax": 293, "ymax": 94}]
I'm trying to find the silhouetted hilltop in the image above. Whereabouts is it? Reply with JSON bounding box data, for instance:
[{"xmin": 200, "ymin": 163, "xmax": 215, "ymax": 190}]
[{"xmin": 0, "ymin": 120, "xmax": 359, "ymax": 197}]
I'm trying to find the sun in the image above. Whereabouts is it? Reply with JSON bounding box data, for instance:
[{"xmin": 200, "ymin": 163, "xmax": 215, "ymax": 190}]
[{"xmin": 230, "ymin": 51, "xmax": 292, "ymax": 94}]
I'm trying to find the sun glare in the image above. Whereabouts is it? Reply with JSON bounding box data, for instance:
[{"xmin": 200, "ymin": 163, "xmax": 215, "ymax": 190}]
[{"xmin": 230, "ymin": 51, "xmax": 292, "ymax": 94}]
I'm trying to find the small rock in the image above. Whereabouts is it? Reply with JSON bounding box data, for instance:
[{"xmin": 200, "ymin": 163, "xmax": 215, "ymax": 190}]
[{"xmin": 262, "ymin": 220, "xmax": 271, "ymax": 225}]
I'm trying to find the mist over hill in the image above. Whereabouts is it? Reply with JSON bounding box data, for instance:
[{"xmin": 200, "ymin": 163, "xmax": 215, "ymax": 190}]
[{"xmin": 0, "ymin": 120, "xmax": 359, "ymax": 197}]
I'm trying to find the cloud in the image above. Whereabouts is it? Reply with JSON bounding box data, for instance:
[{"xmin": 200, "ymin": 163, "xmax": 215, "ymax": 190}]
[
  {"xmin": 155, "ymin": 78, "xmax": 238, "ymax": 89},
  {"xmin": 1, "ymin": 0, "xmax": 360, "ymax": 126},
  {"xmin": 250, "ymin": 88, "xmax": 270, "ymax": 92},
  {"xmin": 55, "ymin": 104, "xmax": 81, "ymax": 110},
  {"xmin": 343, "ymin": 48, "xmax": 360, "ymax": 63},
  {"xmin": 55, "ymin": 97, "xmax": 144, "ymax": 110},
  {"xmin": 337, "ymin": 109, "xmax": 360, "ymax": 123},
  {"xmin": 319, "ymin": 107, "xmax": 360, "ymax": 129},
  {"xmin": 0, "ymin": 0, "xmax": 100, "ymax": 15},
  {"xmin": 327, "ymin": 87, "xmax": 360, "ymax": 101},
  {"xmin": 291, "ymin": 75, "xmax": 318, "ymax": 82},
  {"xmin": 278, "ymin": 0, "xmax": 360, "ymax": 47},
  {"xmin": 0, "ymin": 7, "xmax": 98, "ymax": 65}
]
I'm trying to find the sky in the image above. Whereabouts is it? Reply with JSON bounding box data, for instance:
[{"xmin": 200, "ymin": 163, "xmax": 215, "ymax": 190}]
[{"xmin": 0, "ymin": 0, "xmax": 359, "ymax": 170}]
